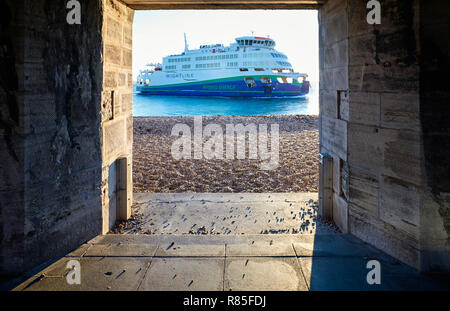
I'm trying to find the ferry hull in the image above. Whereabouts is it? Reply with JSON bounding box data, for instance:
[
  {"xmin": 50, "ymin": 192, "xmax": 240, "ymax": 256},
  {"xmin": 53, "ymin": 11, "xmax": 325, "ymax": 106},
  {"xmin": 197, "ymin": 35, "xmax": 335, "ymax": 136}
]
[{"xmin": 136, "ymin": 77, "xmax": 309, "ymax": 98}]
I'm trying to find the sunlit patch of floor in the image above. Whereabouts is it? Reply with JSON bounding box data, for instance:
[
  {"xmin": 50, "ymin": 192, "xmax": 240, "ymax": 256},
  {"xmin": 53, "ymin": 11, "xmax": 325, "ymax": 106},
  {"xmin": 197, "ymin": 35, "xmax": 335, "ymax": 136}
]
[{"xmin": 111, "ymin": 193, "xmax": 340, "ymax": 235}]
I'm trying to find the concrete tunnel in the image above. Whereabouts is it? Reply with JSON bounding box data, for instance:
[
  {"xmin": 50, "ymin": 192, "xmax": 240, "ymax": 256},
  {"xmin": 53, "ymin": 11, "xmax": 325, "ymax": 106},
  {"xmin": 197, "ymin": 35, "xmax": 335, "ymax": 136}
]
[{"xmin": 0, "ymin": 0, "xmax": 449, "ymax": 282}]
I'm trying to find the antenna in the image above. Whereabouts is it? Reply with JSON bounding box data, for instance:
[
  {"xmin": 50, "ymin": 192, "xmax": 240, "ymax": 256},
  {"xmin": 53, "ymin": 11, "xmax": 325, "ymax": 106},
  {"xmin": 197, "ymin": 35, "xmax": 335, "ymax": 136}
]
[{"xmin": 184, "ymin": 33, "xmax": 189, "ymax": 52}]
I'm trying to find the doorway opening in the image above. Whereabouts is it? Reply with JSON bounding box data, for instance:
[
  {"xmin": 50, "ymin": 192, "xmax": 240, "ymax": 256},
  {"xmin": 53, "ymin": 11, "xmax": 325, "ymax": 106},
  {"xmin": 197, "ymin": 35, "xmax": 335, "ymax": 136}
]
[{"xmin": 110, "ymin": 9, "xmax": 335, "ymax": 236}]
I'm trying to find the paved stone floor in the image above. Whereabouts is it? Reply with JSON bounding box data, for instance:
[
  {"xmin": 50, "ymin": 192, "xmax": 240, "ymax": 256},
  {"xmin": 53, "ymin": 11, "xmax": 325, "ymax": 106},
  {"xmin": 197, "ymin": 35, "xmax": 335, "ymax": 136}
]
[
  {"xmin": 13, "ymin": 234, "xmax": 449, "ymax": 291},
  {"xmin": 7, "ymin": 193, "xmax": 450, "ymax": 291}
]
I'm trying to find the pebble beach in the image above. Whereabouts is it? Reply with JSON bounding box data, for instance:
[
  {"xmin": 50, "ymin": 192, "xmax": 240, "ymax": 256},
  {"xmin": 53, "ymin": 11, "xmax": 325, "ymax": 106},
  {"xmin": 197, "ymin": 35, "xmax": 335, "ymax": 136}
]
[{"xmin": 133, "ymin": 115, "xmax": 319, "ymax": 193}]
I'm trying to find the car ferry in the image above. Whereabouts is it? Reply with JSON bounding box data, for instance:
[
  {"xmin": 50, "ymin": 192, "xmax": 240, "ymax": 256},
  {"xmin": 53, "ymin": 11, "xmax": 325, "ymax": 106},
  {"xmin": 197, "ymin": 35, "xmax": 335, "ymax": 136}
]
[{"xmin": 136, "ymin": 35, "xmax": 310, "ymax": 97}]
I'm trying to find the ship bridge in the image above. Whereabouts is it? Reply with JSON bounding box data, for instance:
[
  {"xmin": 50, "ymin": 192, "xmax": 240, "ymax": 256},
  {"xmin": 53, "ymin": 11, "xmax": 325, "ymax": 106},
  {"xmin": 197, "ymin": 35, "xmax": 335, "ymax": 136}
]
[{"xmin": 236, "ymin": 36, "xmax": 275, "ymax": 48}]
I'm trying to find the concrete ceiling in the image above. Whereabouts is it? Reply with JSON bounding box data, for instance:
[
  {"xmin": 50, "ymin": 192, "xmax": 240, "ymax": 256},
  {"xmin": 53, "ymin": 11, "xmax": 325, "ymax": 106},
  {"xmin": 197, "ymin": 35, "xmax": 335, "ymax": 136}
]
[{"xmin": 121, "ymin": 0, "xmax": 325, "ymax": 10}]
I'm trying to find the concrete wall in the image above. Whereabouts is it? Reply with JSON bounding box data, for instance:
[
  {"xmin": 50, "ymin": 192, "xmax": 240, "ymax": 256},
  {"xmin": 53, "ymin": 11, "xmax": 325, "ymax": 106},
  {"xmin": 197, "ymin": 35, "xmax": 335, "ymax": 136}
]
[
  {"xmin": 0, "ymin": 0, "xmax": 133, "ymax": 276},
  {"xmin": 418, "ymin": 0, "xmax": 450, "ymax": 273},
  {"xmin": 0, "ymin": 0, "xmax": 26, "ymax": 276},
  {"xmin": 319, "ymin": 0, "xmax": 449, "ymax": 272},
  {"xmin": 1, "ymin": 0, "xmax": 104, "ymax": 276},
  {"xmin": 1, "ymin": 0, "xmax": 448, "ymax": 277},
  {"xmin": 100, "ymin": 0, "xmax": 134, "ymax": 234}
]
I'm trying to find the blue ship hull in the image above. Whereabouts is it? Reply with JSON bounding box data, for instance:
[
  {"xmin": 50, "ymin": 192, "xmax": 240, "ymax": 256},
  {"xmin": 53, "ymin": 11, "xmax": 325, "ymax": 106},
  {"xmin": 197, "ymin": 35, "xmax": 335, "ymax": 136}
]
[{"xmin": 136, "ymin": 77, "xmax": 310, "ymax": 98}]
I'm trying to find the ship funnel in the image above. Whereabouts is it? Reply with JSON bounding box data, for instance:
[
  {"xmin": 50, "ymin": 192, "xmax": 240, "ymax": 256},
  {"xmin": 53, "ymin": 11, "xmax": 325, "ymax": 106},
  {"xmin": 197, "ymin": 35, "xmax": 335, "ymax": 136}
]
[{"xmin": 184, "ymin": 33, "xmax": 189, "ymax": 52}]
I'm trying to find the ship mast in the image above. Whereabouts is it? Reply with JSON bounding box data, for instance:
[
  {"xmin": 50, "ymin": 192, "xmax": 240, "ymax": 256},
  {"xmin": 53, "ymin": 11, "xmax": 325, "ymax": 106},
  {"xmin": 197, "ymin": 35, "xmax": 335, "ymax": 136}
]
[{"xmin": 184, "ymin": 33, "xmax": 189, "ymax": 52}]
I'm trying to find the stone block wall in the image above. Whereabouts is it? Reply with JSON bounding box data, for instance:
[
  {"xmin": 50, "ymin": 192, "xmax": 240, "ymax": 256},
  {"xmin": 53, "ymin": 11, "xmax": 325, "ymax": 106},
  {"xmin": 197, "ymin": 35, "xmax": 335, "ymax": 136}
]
[
  {"xmin": 100, "ymin": 0, "xmax": 134, "ymax": 233},
  {"xmin": 346, "ymin": 0, "xmax": 422, "ymax": 269},
  {"xmin": 318, "ymin": 0, "xmax": 350, "ymax": 235},
  {"xmin": 319, "ymin": 0, "xmax": 449, "ymax": 272}
]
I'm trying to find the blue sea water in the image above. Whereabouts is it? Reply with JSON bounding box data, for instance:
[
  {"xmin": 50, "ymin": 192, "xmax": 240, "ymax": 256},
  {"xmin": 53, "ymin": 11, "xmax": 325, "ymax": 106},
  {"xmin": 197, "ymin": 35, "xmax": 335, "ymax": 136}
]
[{"xmin": 132, "ymin": 83, "xmax": 319, "ymax": 116}]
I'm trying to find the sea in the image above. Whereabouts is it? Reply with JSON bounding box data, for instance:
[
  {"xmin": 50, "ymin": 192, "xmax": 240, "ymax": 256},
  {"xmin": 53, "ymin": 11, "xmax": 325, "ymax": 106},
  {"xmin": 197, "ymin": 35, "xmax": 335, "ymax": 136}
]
[{"xmin": 132, "ymin": 82, "xmax": 319, "ymax": 116}]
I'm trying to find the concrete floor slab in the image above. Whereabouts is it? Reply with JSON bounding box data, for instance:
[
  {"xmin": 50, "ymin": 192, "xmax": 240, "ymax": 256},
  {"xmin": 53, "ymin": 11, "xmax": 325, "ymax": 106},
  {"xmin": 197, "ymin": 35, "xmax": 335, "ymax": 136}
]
[
  {"xmin": 297, "ymin": 256, "xmax": 447, "ymax": 291},
  {"xmin": 89, "ymin": 234, "xmax": 160, "ymax": 244},
  {"xmin": 65, "ymin": 243, "xmax": 91, "ymax": 257},
  {"xmin": 292, "ymin": 234, "xmax": 391, "ymax": 258},
  {"xmin": 224, "ymin": 257, "xmax": 308, "ymax": 291},
  {"xmin": 11, "ymin": 234, "xmax": 449, "ymax": 291},
  {"xmin": 155, "ymin": 242, "xmax": 225, "ymax": 257},
  {"xmin": 127, "ymin": 192, "xmax": 331, "ymax": 235},
  {"xmin": 299, "ymin": 256, "xmax": 374, "ymax": 291},
  {"xmin": 84, "ymin": 243, "xmax": 157, "ymax": 257},
  {"xmin": 15, "ymin": 257, "xmax": 151, "ymax": 291},
  {"xmin": 226, "ymin": 238, "xmax": 296, "ymax": 257},
  {"xmin": 140, "ymin": 258, "xmax": 224, "ymax": 291}
]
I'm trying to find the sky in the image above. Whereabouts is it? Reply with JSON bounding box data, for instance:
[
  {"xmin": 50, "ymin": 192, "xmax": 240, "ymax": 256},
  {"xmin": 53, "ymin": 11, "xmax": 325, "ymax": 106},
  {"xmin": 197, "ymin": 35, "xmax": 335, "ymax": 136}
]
[{"xmin": 133, "ymin": 10, "xmax": 319, "ymax": 83}]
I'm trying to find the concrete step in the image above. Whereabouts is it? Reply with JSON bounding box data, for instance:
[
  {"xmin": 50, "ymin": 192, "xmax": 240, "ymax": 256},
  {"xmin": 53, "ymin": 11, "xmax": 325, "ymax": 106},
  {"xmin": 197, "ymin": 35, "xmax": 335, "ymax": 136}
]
[{"xmin": 13, "ymin": 233, "xmax": 449, "ymax": 291}]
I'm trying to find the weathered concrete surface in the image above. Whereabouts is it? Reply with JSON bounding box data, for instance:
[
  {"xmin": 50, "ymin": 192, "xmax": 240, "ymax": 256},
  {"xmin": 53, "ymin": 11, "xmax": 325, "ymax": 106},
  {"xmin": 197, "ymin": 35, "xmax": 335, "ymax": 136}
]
[
  {"xmin": 318, "ymin": 0, "xmax": 450, "ymax": 273},
  {"xmin": 113, "ymin": 193, "xmax": 338, "ymax": 235},
  {"xmin": 0, "ymin": 0, "xmax": 26, "ymax": 277},
  {"xmin": 0, "ymin": 0, "xmax": 134, "ymax": 277},
  {"xmin": 10, "ymin": 234, "xmax": 449, "ymax": 291},
  {"xmin": 1, "ymin": 0, "xmax": 105, "ymax": 277},
  {"xmin": 101, "ymin": 0, "xmax": 134, "ymax": 233},
  {"xmin": 1, "ymin": 0, "xmax": 449, "ymax": 284},
  {"xmin": 225, "ymin": 258, "xmax": 307, "ymax": 291},
  {"xmin": 418, "ymin": 0, "xmax": 450, "ymax": 274},
  {"xmin": 141, "ymin": 258, "xmax": 225, "ymax": 291}
]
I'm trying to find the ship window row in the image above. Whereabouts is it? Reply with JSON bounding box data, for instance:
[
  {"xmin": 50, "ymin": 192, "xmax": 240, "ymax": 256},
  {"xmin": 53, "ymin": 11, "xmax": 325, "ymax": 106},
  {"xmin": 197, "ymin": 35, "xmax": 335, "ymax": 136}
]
[
  {"xmin": 276, "ymin": 61, "xmax": 292, "ymax": 67},
  {"xmin": 227, "ymin": 62, "xmax": 238, "ymax": 67},
  {"xmin": 271, "ymin": 53, "xmax": 287, "ymax": 59},
  {"xmin": 165, "ymin": 65, "xmax": 177, "ymax": 70},
  {"xmin": 238, "ymin": 40, "xmax": 275, "ymax": 47},
  {"xmin": 200, "ymin": 44, "xmax": 223, "ymax": 49},
  {"xmin": 182, "ymin": 64, "xmax": 191, "ymax": 69},
  {"xmin": 243, "ymin": 61, "xmax": 278, "ymax": 67},
  {"xmin": 195, "ymin": 63, "xmax": 221, "ymax": 69},
  {"xmin": 195, "ymin": 54, "xmax": 238, "ymax": 61},
  {"xmin": 168, "ymin": 57, "xmax": 191, "ymax": 63},
  {"xmin": 242, "ymin": 52, "xmax": 268, "ymax": 59},
  {"xmin": 244, "ymin": 76, "xmax": 294, "ymax": 86}
]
